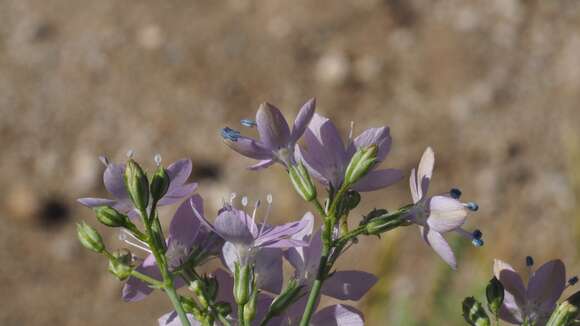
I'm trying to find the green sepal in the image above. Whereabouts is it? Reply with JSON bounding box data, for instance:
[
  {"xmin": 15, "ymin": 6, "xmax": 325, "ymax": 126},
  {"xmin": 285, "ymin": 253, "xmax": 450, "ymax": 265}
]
[{"xmin": 77, "ymin": 221, "xmax": 105, "ymax": 253}]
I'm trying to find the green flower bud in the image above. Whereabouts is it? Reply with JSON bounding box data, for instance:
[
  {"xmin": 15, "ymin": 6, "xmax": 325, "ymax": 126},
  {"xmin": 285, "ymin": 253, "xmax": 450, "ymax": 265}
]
[
  {"xmin": 215, "ymin": 302, "xmax": 232, "ymax": 317},
  {"xmin": 462, "ymin": 297, "xmax": 490, "ymax": 326},
  {"xmin": 546, "ymin": 291, "xmax": 580, "ymax": 326},
  {"xmin": 189, "ymin": 280, "xmax": 209, "ymax": 309},
  {"xmin": 344, "ymin": 145, "xmax": 378, "ymax": 187},
  {"xmin": 77, "ymin": 222, "xmax": 105, "ymax": 253},
  {"xmin": 108, "ymin": 249, "xmax": 133, "ymax": 280},
  {"xmin": 150, "ymin": 165, "xmax": 170, "ymax": 203},
  {"xmin": 95, "ymin": 206, "xmax": 129, "ymax": 228},
  {"xmin": 267, "ymin": 279, "xmax": 304, "ymax": 318},
  {"xmin": 234, "ymin": 263, "xmax": 253, "ymax": 306},
  {"xmin": 485, "ymin": 277, "xmax": 504, "ymax": 316},
  {"xmin": 288, "ymin": 162, "xmax": 317, "ymax": 202},
  {"xmin": 243, "ymin": 289, "xmax": 258, "ymax": 324},
  {"xmin": 181, "ymin": 296, "xmax": 203, "ymax": 318},
  {"xmin": 364, "ymin": 213, "xmax": 407, "ymax": 235},
  {"xmin": 124, "ymin": 159, "xmax": 149, "ymax": 212}
]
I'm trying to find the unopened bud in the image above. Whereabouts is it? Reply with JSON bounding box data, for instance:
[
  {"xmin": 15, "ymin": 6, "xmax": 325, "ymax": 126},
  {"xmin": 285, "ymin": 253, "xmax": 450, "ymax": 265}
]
[
  {"xmin": 95, "ymin": 206, "xmax": 129, "ymax": 228},
  {"xmin": 150, "ymin": 165, "xmax": 170, "ymax": 203},
  {"xmin": 108, "ymin": 249, "xmax": 133, "ymax": 280},
  {"xmin": 124, "ymin": 159, "xmax": 149, "ymax": 212},
  {"xmin": 288, "ymin": 162, "xmax": 317, "ymax": 202},
  {"xmin": 364, "ymin": 213, "xmax": 407, "ymax": 235},
  {"xmin": 546, "ymin": 291, "xmax": 580, "ymax": 326},
  {"xmin": 344, "ymin": 145, "xmax": 378, "ymax": 187},
  {"xmin": 234, "ymin": 263, "xmax": 253, "ymax": 306},
  {"xmin": 462, "ymin": 297, "xmax": 490, "ymax": 326},
  {"xmin": 243, "ymin": 290, "xmax": 258, "ymax": 324},
  {"xmin": 485, "ymin": 277, "xmax": 504, "ymax": 316},
  {"xmin": 77, "ymin": 222, "xmax": 105, "ymax": 253}
]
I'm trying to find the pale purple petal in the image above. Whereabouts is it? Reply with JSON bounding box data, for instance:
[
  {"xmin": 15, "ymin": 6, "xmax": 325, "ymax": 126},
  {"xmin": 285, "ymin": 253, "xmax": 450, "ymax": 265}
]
[
  {"xmin": 257, "ymin": 102, "xmax": 291, "ymax": 149},
  {"xmin": 103, "ymin": 162, "xmax": 129, "ymax": 200},
  {"xmin": 352, "ymin": 126, "xmax": 391, "ymax": 162},
  {"xmin": 409, "ymin": 169, "xmax": 421, "ymax": 203},
  {"xmin": 213, "ymin": 268, "xmax": 235, "ymax": 306},
  {"xmin": 417, "ymin": 147, "xmax": 434, "ymax": 196},
  {"xmin": 296, "ymin": 146, "xmax": 331, "ymax": 186},
  {"xmin": 498, "ymin": 290, "xmax": 524, "ymax": 324},
  {"xmin": 321, "ymin": 271, "xmax": 377, "ymax": 301},
  {"xmin": 221, "ymin": 241, "xmax": 239, "ymax": 272},
  {"xmin": 493, "ymin": 259, "xmax": 527, "ymax": 307},
  {"xmin": 166, "ymin": 159, "xmax": 192, "ymax": 186},
  {"xmin": 168, "ymin": 195, "xmax": 202, "ymax": 248},
  {"xmin": 77, "ymin": 197, "xmax": 117, "ymax": 208},
  {"xmin": 122, "ymin": 254, "xmax": 160, "ymax": 302},
  {"xmin": 224, "ymin": 136, "xmax": 273, "ymax": 160},
  {"xmin": 527, "ymin": 259, "xmax": 566, "ymax": 307},
  {"xmin": 158, "ymin": 182, "xmax": 198, "ymax": 206},
  {"xmin": 158, "ymin": 311, "xmax": 200, "ymax": 326},
  {"xmin": 255, "ymin": 216, "xmax": 310, "ymax": 248},
  {"xmin": 426, "ymin": 196, "xmax": 468, "ymax": 233},
  {"xmin": 352, "ymin": 169, "xmax": 403, "ymax": 192},
  {"xmin": 421, "ymin": 227, "xmax": 457, "ymax": 270},
  {"xmin": 214, "ymin": 208, "xmax": 255, "ymax": 245},
  {"xmin": 255, "ymin": 247, "xmax": 284, "ymax": 294},
  {"xmin": 311, "ymin": 305, "xmax": 364, "ymax": 326},
  {"xmin": 248, "ymin": 159, "xmax": 276, "ymax": 171},
  {"xmin": 290, "ymin": 98, "xmax": 316, "ymax": 144}
]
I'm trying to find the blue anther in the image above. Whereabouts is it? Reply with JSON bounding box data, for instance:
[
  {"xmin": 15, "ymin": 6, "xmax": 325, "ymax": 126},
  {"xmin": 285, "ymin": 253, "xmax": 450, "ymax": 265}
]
[
  {"xmin": 466, "ymin": 202, "xmax": 479, "ymax": 212},
  {"xmin": 526, "ymin": 256, "xmax": 534, "ymax": 267},
  {"xmin": 569, "ymin": 276, "xmax": 579, "ymax": 286},
  {"xmin": 472, "ymin": 238, "xmax": 484, "ymax": 247},
  {"xmin": 240, "ymin": 119, "xmax": 257, "ymax": 127},
  {"xmin": 472, "ymin": 229, "xmax": 483, "ymax": 239},
  {"xmin": 450, "ymin": 188, "xmax": 462, "ymax": 199},
  {"xmin": 220, "ymin": 127, "xmax": 241, "ymax": 141}
]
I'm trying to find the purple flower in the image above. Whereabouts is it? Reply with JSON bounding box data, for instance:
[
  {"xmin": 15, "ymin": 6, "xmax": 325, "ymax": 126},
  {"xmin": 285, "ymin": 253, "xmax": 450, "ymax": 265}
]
[
  {"xmin": 494, "ymin": 259, "xmax": 567, "ymax": 325},
  {"xmin": 280, "ymin": 220, "xmax": 376, "ymax": 325},
  {"xmin": 297, "ymin": 113, "xmax": 402, "ymax": 192},
  {"xmin": 222, "ymin": 99, "xmax": 316, "ymax": 170},
  {"xmin": 158, "ymin": 268, "xmax": 275, "ymax": 325},
  {"xmin": 78, "ymin": 156, "xmax": 197, "ymax": 218},
  {"xmin": 192, "ymin": 194, "xmax": 311, "ymax": 294},
  {"xmin": 408, "ymin": 147, "xmax": 481, "ymax": 270},
  {"xmin": 122, "ymin": 195, "xmax": 223, "ymax": 302}
]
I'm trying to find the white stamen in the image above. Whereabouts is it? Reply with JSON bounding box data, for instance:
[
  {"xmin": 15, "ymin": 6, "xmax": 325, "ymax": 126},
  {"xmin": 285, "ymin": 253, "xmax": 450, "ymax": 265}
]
[
  {"xmin": 154, "ymin": 154, "xmax": 162, "ymax": 166},
  {"xmin": 119, "ymin": 230, "xmax": 152, "ymax": 254},
  {"xmin": 348, "ymin": 121, "xmax": 355, "ymax": 140},
  {"xmin": 126, "ymin": 149, "xmax": 135, "ymax": 158},
  {"xmin": 241, "ymin": 196, "xmax": 248, "ymax": 207},
  {"xmin": 259, "ymin": 194, "xmax": 273, "ymax": 237},
  {"xmin": 252, "ymin": 200, "xmax": 261, "ymax": 226},
  {"xmin": 229, "ymin": 193, "xmax": 237, "ymax": 205},
  {"xmin": 266, "ymin": 193, "xmax": 273, "ymax": 204}
]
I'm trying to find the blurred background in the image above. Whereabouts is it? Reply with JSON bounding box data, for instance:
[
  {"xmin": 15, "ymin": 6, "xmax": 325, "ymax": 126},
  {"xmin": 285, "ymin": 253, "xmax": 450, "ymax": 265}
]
[{"xmin": 2, "ymin": 0, "xmax": 580, "ymax": 325}]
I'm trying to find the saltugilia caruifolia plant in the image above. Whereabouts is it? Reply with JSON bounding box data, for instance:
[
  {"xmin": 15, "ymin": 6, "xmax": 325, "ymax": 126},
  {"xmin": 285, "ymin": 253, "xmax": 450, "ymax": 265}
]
[{"xmin": 78, "ymin": 98, "xmax": 485, "ymax": 326}]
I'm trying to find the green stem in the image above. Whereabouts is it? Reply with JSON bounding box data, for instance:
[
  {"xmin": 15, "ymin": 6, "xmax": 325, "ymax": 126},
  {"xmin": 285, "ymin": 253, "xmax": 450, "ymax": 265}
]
[
  {"xmin": 139, "ymin": 208, "xmax": 191, "ymax": 326},
  {"xmin": 238, "ymin": 303, "xmax": 246, "ymax": 326},
  {"xmin": 299, "ymin": 238, "xmax": 330, "ymax": 326}
]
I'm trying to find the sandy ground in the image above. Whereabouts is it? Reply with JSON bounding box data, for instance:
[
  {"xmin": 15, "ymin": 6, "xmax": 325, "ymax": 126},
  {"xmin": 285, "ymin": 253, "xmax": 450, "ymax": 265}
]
[{"xmin": 2, "ymin": 0, "xmax": 580, "ymax": 325}]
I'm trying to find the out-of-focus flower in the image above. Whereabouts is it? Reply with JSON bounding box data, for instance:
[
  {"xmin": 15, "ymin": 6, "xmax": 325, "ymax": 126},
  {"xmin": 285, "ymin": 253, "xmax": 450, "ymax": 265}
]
[
  {"xmin": 221, "ymin": 99, "xmax": 316, "ymax": 170},
  {"xmin": 193, "ymin": 194, "xmax": 310, "ymax": 294},
  {"xmin": 78, "ymin": 156, "xmax": 197, "ymax": 218},
  {"xmin": 407, "ymin": 147, "xmax": 481, "ymax": 270},
  {"xmin": 298, "ymin": 113, "xmax": 402, "ymax": 192},
  {"xmin": 494, "ymin": 258, "xmax": 567, "ymax": 325},
  {"xmin": 122, "ymin": 195, "xmax": 223, "ymax": 302}
]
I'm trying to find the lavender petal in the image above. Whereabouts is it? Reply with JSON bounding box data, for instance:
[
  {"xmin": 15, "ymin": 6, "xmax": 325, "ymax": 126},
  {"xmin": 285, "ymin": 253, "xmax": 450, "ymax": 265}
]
[
  {"xmin": 256, "ymin": 102, "xmax": 291, "ymax": 149},
  {"xmin": 352, "ymin": 168, "xmax": 403, "ymax": 192},
  {"xmin": 321, "ymin": 270, "xmax": 378, "ymax": 301},
  {"xmin": 290, "ymin": 98, "xmax": 316, "ymax": 144}
]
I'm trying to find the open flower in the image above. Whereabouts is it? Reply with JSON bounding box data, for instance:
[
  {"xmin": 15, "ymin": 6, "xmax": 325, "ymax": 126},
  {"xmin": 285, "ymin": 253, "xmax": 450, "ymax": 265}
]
[
  {"xmin": 122, "ymin": 195, "xmax": 223, "ymax": 302},
  {"xmin": 407, "ymin": 147, "xmax": 481, "ymax": 269},
  {"xmin": 494, "ymin": 259, "xmax": 567, "ymax": 325},
  {"xmin": 297, "ymin": 113, "xmax": 402, "ymax": 192},
  {"xmin": 279, "ymin": 221, "xmax": 376, "ymax": 325},
  {"xmin": 221, "ymin": 98, "xmax": 316, "ymax": 170},
  {"xmin": 192, "ymin": 194, "xmax": 311, "ymax": 294},
  {"xmin": 78, "ymin": 156, "xmax": 197, "ymax": 218}
]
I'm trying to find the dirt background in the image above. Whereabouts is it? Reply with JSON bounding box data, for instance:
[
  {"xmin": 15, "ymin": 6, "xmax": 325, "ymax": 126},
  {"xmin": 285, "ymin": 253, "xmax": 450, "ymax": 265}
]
[{"xmin": 2, "ymin": 0, "xmax": 580, "ymax": 325}]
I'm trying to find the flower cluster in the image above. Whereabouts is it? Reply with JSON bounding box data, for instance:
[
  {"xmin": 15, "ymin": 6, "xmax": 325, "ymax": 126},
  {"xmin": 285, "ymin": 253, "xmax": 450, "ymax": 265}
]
[{"xmin": 76, "ymin": 97, "xmax": 580, "ymax": 326}]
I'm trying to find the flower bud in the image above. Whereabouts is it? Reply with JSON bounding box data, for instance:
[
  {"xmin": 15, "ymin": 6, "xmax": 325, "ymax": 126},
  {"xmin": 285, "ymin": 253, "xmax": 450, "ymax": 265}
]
[
  {"xmin": 234, "ymin": 263, "xmax": 253, "ymax": 306},
  {"xmin": 150, "ymin": 165, "xmax": 170, "ymax": 203},
  {"xmin": 546, "ymin": 291, "xmax": 580, "ymax": 326},
  {"xmin": 462, "ymin": 297, "xmax": 490, "ymax": 326},
  {"xmin": 243, "ymin": 289, "xmax": 258, "ymax": 324},
  {"xmin": 108, "ymin": 249, "xmax": 133, "ymax": 280},
  {"xmin": 95, "ymin": 206, "xmax": 129, "ymax": 228},
  {"xmin": 485, "ymin": 277, "xmax": 504, "ymax": 316},
  {"xmin": 364, "ymin": 213, "xmax": 407, "ymax": 235},
  {"xmin": 267, "ymin": 279, "xmax": 303, "ymax": 318},
  {"xmin": 77, "ymin": 222, "xmax": 105, "ymax": 253},
  {"xmin": 124, "ymin": 159, "xmax": 149, "ymax": 212},
  {"xmin": 344, "ymin": 145, "xmax": 378, "ymax": 187},
  {"xmin": 288, "ymin": 162, "xmax": 317, "ymax": 202}
]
